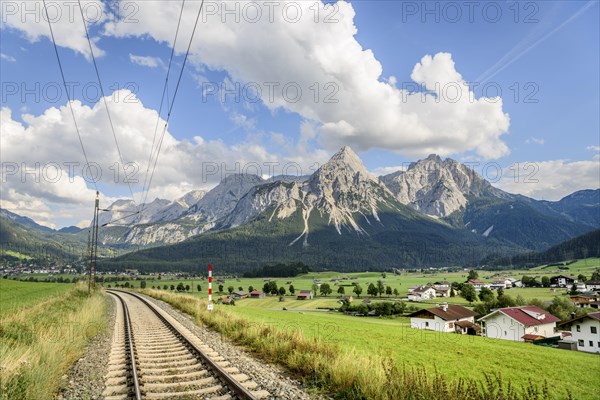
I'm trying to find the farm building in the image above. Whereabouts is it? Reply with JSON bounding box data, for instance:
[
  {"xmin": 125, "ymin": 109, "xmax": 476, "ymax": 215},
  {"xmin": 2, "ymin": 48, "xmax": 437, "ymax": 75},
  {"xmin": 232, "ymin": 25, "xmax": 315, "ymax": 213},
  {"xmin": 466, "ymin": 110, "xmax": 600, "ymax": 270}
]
[
  {"xmin": 232, "ymin": 291, "xmax": 249, "ymax": 299},
  {"xmin": 249, "ymin": 290, "xmax": 266, "ymax": 299},
  {"xmin": 559, "ymin": 312, "xmax": 600, "ymax": 354},
  {"xmin": 297, "ymin": 290, "xmax": 314, "ymax": 300},
  {"xmin": 478, "ymin": 306, "xmax": 560, "ymax": 342},
  {"xmin": 409, "ymin": 303, "xmax": 478, "ymax": 334}
]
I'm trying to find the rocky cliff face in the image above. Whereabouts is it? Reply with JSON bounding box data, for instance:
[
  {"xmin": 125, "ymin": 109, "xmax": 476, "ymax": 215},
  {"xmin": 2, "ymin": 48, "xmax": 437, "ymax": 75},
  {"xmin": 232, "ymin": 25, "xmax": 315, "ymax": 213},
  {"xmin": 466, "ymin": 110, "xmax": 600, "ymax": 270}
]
[
  {"xmin": 380, "ymin": 154, "xmax": 506, "ymax": 217},
  {"xmin": 81, "ymin": 146, "xmax": 597, "ymax": 251},
  {"xmin": 222, "ymin": 147, "xmax": 398, "ymax": 246}
]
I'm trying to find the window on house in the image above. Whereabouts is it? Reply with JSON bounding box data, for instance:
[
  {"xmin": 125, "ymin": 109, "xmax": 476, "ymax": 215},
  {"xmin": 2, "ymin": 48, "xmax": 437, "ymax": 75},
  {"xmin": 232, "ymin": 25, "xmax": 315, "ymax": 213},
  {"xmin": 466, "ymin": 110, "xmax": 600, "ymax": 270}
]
[
  {"xmin": 425, "ymin": 322, "xmax": 429, "ymax": 327},
  {"xmin": 504, "ymin": 331, "xmax": 507, "ymax": 336},
  {"xmin": 591, "ymin": 326, "xmax": 597, "ymax": 334},
  {"xmin": 534, "ymin": 326, "xmax": 538, "ymax": 332},
  {"xmin": 590, "ymin": 341, "xmax": 594, "ymax": 347},
  {"xmin": 578, "ymin": 340, "xmax": 584, "ymax": 347},
  {"xmin": 576, "ymin": 325, "xmax": 581, "ymax": 332}
]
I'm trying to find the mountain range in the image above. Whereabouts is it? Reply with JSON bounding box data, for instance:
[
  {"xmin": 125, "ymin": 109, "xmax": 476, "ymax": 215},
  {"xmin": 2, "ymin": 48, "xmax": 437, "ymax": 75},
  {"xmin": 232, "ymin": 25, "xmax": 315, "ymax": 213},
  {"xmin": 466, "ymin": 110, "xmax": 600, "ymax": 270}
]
[{"xmin": 2, "ymin": 147, "xmax": 598, "ymax": 271}]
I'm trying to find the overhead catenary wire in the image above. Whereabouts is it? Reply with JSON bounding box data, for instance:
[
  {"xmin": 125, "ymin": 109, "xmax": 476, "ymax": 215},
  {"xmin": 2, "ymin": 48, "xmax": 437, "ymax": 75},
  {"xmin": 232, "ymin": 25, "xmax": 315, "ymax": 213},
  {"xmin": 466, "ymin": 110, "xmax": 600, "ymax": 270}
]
[
  {"xmin": 140, "ymin": 0, "xmax": 206, "ymax": 210},
  {"xmin": 138, "ymin": 0, "xmax": 187, "ymax": 223},
  {"xmin": 42, "ymin": 0, "xmax": 98, "ymax": 192},
  {"xmin": 77, "ymin": 0, "xmax": 139, "ymax": 210}
]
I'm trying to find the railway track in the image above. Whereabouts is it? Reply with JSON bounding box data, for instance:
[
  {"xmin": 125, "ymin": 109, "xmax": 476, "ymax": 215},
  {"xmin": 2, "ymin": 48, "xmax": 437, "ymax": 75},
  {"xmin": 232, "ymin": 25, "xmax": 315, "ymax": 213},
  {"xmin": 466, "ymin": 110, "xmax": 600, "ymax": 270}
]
[{"xmin": 103, "ymin": 290, "xmax": 268, "ymax": 400}]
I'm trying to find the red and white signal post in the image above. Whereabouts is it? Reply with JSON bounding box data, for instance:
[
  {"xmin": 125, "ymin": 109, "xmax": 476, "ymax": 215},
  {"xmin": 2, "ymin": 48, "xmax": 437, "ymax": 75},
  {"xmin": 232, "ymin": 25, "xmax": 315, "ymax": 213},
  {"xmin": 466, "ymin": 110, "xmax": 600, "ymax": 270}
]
[{"xmin": 207, "ymin": 264, "xmax": 214, "ymax": 311}]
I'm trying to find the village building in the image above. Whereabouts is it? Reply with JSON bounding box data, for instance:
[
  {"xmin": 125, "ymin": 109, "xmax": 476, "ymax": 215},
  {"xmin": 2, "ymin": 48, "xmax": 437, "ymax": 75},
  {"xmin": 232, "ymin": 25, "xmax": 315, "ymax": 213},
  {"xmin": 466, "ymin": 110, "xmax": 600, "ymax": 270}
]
[
  {"xmin": 508, "ymin": 278, "xmax": 523, "ymax": 288},
  {"xmin": 407, "ymin": 286, "xmax": 436, "ymax": 301},
  {"xmin": 585, "ymin": 280, "xmax": 600, "ymax": 291},
  {"xmin": 249, "ymin": 290, "xmax": 266, "ymax": 299},
  {"xmin": 558, "ymin": 312, "xmax": 600, "ymax": 354},
  {"xmin": 232, "ymin": 291, "xmax": 249, "ymax": 299},
  {"xmin": 467, "ymin": 279, "xmax": 485, "ymax": 290},
  {"xmin": 550, "ymin": 275, "xmax": 577, "ymax": 288},
  {"xmin": 478, "ymin": 306, "xmax": 560, "ymax": 342},
  {"xmin": 570, "ymin": 293, "xmax": 598, "ymax": 308},
  {"xmin": 432, "ymin": 281, "xmax": 450, "ymax": 290},
  {"xmin": 297, "ymin": 290, "xmax": 314, "ymax": 300},
  {"xmin": 409, "ymin": 303, "xmax": 478, "ymax": 334}
]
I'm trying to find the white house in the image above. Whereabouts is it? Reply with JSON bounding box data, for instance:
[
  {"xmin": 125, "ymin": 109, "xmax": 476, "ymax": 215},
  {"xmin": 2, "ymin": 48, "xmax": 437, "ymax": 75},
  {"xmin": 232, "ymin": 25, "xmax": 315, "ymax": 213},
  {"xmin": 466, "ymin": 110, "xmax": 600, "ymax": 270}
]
[
  {"xmin": 509, "ymin": 279, "xmax": 523, "ymax": 288},
  {"xmin": 478, "ymin": 306, "xmax": 560, "ymax": 342},
  {"xmin": 496, "ymin": 278, "xmax": 513, "ymax": 288},
  {"xmin": 467, "ymin": 279, "xmax": 485, "ymax": 290},
  {"xmin": 409, "ymin": 303, "xmax": 478, "ymax": 334},
  {"xmin": 575, "ymin": 282, "xmax": 588, "ymax": 292},
  {"xmin": 550, "ymin": 275, "xmax": 577, "ymax": 288},
  {"xmin": 407, "ymin": 286, "xmax": 436, "ymax": 301},
  {"xmin": 559, "ymin": 312, "xmax": 600, "ymax": 354},
  {"xmin": 585, "ymin": 280, "xmax": 600, "ymax": 291},
  {"xmin": 433, "ymin": 281, "xmax": 451, "ymax": 290}
]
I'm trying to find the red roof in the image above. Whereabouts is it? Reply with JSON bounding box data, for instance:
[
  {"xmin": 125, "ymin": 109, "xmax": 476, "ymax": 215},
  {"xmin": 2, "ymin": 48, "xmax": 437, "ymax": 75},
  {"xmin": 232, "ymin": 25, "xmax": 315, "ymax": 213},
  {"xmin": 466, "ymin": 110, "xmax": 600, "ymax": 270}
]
[
  {"xmin": 468, "ymin": 279, "xmax": 484, "ymax": 285},
  {"xmin": 250, "ymin": 290, "xmax": 264, "ymax": 295},
  {"xmin": 494, "ymin": 306, "xmax": 560, "ymax": 326}
]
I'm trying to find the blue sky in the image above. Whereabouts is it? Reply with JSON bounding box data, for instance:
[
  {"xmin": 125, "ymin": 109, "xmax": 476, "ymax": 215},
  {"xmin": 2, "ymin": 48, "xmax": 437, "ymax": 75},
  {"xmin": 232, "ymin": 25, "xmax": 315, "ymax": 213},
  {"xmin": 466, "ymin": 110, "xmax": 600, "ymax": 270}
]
[{"xmin": 1, "ymin": 0, "xmax": 599, "ymax": 228}]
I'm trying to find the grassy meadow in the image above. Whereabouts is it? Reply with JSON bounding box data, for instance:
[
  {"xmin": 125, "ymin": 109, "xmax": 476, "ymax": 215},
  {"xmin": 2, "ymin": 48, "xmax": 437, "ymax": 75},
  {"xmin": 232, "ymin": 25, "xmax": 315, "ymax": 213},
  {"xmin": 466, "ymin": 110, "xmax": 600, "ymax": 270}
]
[
  {"xmin": 0, "ymin": 279, "xmax": 74, "ymax": 317},
  {"xmin": 0, "ymin": 281, "xmax": 107, "ymax": 400},
  {"xmin": 140, "ymin": 288, "xmax": 600, "ymax": 400}
]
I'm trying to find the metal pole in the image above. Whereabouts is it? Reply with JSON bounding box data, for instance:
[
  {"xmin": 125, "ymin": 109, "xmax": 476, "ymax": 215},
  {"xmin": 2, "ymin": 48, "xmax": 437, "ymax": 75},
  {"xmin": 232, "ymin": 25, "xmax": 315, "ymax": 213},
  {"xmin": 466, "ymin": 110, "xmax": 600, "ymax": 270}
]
[
  {"xmin": 92, "ymin": 192, "xmax": 99, "ymax": 291},
  {"xmin": 207, "ymin": 264, "xmax": 213, "ymax": 311},
  {"xmin": 88, "ymin": 191, "xmax": 99, "ymax": 294},
  {"xmin": 86, "ymin": 225, "xmax": 92, "ymax": 294}
]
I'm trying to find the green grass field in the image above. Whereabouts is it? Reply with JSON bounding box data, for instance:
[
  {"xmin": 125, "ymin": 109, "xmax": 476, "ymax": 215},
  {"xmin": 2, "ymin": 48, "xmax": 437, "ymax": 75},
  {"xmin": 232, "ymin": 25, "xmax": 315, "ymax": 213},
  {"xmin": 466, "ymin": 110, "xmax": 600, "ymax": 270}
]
[
  {"xmin": 143, "ymin": 289, "xmax": 600, "ymax": 400},
  {"xmin": 530, "ymin": 258, "xmax": 600, "ymax": 275},
  {"xmin": 0, "ymin": 282, "xmax": 107, "ymax": 399},
  {"xmin": 226, "ymin": 306, "xmax": 599, "ymax": 399},
  {"xmin": 0, "ymin": 279, "xmax": 74, "ymax": 316}
]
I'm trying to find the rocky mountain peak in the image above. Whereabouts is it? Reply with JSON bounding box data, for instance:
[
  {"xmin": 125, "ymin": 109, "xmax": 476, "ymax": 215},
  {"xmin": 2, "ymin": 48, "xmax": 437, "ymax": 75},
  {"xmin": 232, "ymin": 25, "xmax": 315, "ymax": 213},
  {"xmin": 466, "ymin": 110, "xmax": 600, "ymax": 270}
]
[
  {"xmin": 380, "ymin": 155, "xmax": 501, "ymax": 217},
  {"xmin": 326, "ymin": 146, "xmax": 372, "ymax": 176},
  {"xmin": 309, "ymin": 146, "xmax": 375, "ymax": 192}
]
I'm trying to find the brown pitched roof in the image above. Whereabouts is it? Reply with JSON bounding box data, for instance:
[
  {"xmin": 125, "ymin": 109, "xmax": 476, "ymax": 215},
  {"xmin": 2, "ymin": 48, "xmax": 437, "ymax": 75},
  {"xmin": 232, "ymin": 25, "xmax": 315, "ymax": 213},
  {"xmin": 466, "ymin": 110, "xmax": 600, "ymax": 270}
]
[
  {"xmin": 409, "ymin": 304, "xmax": 476, "ymax": 321},
  {"xmin": 522, "ymin": 334, "xmax": 545, "ymax": 341},
  {"xmin": 559, "ymin": 312, "xmax": 600, "ymax": 327},
  {"xmin": 455, "ymin": 320, "xmax": 480, "ymax": 331}
]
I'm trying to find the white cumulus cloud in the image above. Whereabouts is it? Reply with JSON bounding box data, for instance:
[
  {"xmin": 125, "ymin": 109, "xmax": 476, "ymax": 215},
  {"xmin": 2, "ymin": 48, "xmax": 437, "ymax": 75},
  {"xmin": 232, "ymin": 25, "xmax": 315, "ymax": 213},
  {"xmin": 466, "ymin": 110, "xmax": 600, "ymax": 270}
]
[
  {"xmin": 129, "ymin": 54, "xmax": 165, "ymax": 69},
  {"xmin": 0, "ymin": 0, "xmax": 108, "ymax": 59},
  {"xmin": 103, "ymin": 1, "xmax": 511, "ymax": 159},
  {"xmin": 497, "ymin": 159, "xmax": 600, "ymax": 200},
  {"xmin": 1, "ymin": 91, "xmax": 325, "ymax": 227}
]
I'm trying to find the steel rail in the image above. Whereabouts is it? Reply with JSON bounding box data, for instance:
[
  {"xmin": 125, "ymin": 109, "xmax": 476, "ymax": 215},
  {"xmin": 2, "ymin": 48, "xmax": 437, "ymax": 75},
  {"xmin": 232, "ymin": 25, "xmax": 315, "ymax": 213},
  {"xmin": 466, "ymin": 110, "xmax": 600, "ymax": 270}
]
[{"xmin": 107, "ymin": 289, "xmax": 257, "ymax": 400}]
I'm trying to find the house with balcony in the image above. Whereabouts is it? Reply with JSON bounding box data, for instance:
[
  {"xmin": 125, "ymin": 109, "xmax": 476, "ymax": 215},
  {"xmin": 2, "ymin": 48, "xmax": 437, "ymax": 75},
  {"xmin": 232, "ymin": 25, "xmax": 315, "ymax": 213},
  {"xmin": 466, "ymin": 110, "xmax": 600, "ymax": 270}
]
[
  {"xmin": 558, "ymin": 312, "xmax": 600, "ymax": 353},
  {"xmin": 478, "ymin": 306, "xmax": 560, "ymax": 342},
  {"xmin": 409, "ymin": 303, "xmax": 478, "ymax": 334}
]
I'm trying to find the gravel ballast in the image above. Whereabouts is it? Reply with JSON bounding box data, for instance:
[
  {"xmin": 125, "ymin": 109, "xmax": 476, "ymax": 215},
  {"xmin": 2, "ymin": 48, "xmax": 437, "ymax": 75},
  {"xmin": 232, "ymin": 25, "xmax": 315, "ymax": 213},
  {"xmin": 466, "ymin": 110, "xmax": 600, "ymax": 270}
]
[
  {"xmin": 136, "ymin": 292, "xmax": 325, "ymax": 400},
  {"xmin": 59, "ymin": 290, "xmax": 324, "ymax": 399}
]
